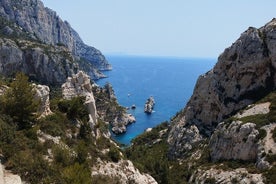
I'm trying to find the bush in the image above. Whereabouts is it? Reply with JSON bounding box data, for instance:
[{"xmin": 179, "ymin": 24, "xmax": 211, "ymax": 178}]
[
  {"xmin": 58, "ymin": 96, "xmax": 89, "ymax": 122},
  {"xmin": 272, "ymin": 127, "xmax": 276, "ymax": 142},
  {"xmin": 264, "ymin": 166, "xmax": 276, "ymax": 183},
  {"xmin": 38, "ymin": 113, "xmax": 69, "ymax": 137},
  {"xmin": 108, "ymin": 147, "xmax": 121, "ymax": 163},
  {"xmin": 61, "ymin": 163, "xmax": 91, "ymax": 184},
  {"xmin": 257, "ymin": 129, "xmax": 267, "ymax": 140}
]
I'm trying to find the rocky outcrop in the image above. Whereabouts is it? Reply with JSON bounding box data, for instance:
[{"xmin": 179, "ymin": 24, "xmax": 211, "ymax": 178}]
[
  {"xmin": 33, "ymin": 84, "xmax": 52, "ymax": 118},
  {"xmin": 111, "ymin": 113, "xmax": 136, "ymax": 134},
  {"xmin": 0, "ymin": 0, "xmax": 111, "ymax": 79},
  {"xmin": 209, "ymin": 121, "xmax": 259, "ymax": 161},
  {"xmin": 91, "ymin": 159, "xmax": 157, "ymax": 184},
  {"xmin": 144, "ymin": 96, "xmax": 155, "ymax": 114},
  {"xmin": 62, "ymin": 71, "xmax": 97, "ymax": 126},
  {"xmin": 209, "ymin": 102, "xmax": 276, "ymax": 168},
  {"xmin": 168, "ymin": 18, "xmax": 276, "ymax": 158},
  {"xmin": 0, "ymin": 38, "xmax": 78, "ymax": 85},
  {"xmin": 192, "ymin": 168, "xmax": 264, "ymax": 184}
]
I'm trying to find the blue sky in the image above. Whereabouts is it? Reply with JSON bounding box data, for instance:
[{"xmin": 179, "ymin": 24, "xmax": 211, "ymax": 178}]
[{"xmin": 41, "ymin": 0, "xmax": 276, "ymax": 58}]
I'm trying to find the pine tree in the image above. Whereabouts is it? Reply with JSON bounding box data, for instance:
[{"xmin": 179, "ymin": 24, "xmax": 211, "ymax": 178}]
[{"xmin": 2, "ymin": 73, "xmax": 39, "ymax": 129}]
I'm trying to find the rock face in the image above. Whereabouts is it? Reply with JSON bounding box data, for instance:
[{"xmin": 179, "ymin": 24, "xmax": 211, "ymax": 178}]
[
  {"xmin": 0, "ymin": 38, "xmax": 78, "ymax": 85},
  {"xmin": 192, "ymin": 168, "xmax": 264, "ymax": 184},
  {"xmin": 91, "ymin": 159, "xmax": 157, "ymax": 184},
  {"xmin": 144, "ymin": 96, "xmax": 155, "ymax": 114},
  {"xmin": 209, "ymin": 121, "xmax": 259, "ymax": 161},
  {"xmin": 62, "ymin": 71, "xmax": 97, "ymax": 126},
  {"xmin": 0, "ymin": 0, "xmax": 111, "ymax": 80},
  {"xmin": 0, "ymin": 163, "xmax": 22, "ymax": 184},
  {"xmin": 33, "ymin": 84, "xmax": 52, "ymax": 118},
  {"xmin": 168, "ymin": 18, "xmax": 276, "ymax": 158}
]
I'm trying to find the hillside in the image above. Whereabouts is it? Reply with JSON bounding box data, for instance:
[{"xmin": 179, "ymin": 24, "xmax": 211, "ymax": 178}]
[
  {"xmin": 0, "ymin": 0, "xmax": 275, "ymax": 183},
  {"xmin": 0, "ymin": 71, "xmax": 157, "ymax": 184},
  {"xmin": 126, "ymin": 19, "xmax": 276, "ymax": 184}
]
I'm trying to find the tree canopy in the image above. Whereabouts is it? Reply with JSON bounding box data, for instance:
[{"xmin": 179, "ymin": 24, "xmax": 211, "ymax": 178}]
[{"xmin": 1, "ymin": 73, "xmax": 39, "ymax": 129}]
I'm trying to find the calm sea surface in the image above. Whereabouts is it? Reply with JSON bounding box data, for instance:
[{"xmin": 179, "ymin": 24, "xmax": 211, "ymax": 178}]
[{"xmin": 97, "ymin": 55, "xmax": 216, "ymax": 145}]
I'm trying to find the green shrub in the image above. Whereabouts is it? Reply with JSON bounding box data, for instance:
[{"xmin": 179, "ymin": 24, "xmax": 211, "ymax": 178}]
[
  {"xmin": 263, "ymin": 166, "xmax": 276, "ymax": 184},
  {"xmin": 108, "ymin": 147, "xmax": 121, "ymax": 162},
  {"xmin": 1, "ymin": 73, "xmax": 39, "ymax": 129},
  {"xmin": 61, "ymin": 163, "xmax": 91, "ymax": 184},
  {"xmin": 205, "ymin": 177, "xmax": 216, "ymax": 184},
  {"xmin": 256, "ymin": 129, "xmax": 267, "ymax": 140},
  {"xmin": 52, "ymin": 145, "xmax": 74, "ymax": 167},
  {"xmin": 272, "ymin": 127, "xmax": 276, "ymax": 142},
  {"xmin": 38, "ymin": 113, "xmax": 69, "ymax": 137},
  {"xmin": 91, "ymin": 175, "xmax": 121, "ymax": 184},
  {"xmin": 58, "ymin": 96, "xmax": 89, "ymax": 122}
]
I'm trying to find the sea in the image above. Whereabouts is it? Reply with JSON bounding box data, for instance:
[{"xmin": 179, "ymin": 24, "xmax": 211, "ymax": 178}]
[{"xmin": 96, "ymin": 55, "xmax": 216, "ymax": 145}]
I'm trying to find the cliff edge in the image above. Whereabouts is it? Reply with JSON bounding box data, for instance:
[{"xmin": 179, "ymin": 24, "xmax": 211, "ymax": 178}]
[
  {"xmin": 0, "ymin": 0, "xmax": 111, "ymax": 80},
  {"xmin": 168, "ymin": 18, "xmax": 276, "ymax": 158}
]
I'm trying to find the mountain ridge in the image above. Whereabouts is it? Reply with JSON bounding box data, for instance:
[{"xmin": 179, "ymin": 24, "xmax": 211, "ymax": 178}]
[{"xmin": 0, "ymin": 0, "xmax": 111, "ymax": 81}]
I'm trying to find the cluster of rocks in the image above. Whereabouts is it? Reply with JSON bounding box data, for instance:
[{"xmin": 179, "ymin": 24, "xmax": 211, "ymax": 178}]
[
  {"xmin": 111, "ymin": 113, "xmax": 136, "ymax": 134},
  {"xmin": 144, "ymin": 96, "xmax": 155, "ymax": 114},
  {"xmin": 92, "ymin": 159, "xmax": 157, "ymax": 184},
  {"xmin": 193, "ymin": 168, "xmax": 264, "ymax": 184},
  {"xmin": 168, "ymin": 18, "xmax": 276, "ymax": 158}
]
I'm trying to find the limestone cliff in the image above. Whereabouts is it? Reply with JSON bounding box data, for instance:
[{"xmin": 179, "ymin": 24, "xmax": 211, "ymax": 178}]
[
  {"xmin": 0, "ymin": 38, "xmax": 80, "ymax": 85},
  {"xmin": 168, "ymin": 18, "xmax": 276, "ymax": 158},
  {"xmin": 0, "ymin": 0, "xmax": 111, "ymax": 80}
]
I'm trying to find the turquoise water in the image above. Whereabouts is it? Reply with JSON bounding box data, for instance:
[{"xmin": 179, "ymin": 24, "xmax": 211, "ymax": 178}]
[{"xmin": 97, "ymin": 55, "xmax": 216, "ymax": 145}]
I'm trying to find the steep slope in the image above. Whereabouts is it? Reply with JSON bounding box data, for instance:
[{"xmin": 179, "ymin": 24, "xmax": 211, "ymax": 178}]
[
  {"xmin": 168, "ymin": 18, "xmax": 276, "ymax": 158},
  {"xmin": 0, "ymin": 0, "xmax": 111, "ymax": 80},
  {"xmin": 0, "ymin": 72, "xmax": 157, "ymax": 184}
]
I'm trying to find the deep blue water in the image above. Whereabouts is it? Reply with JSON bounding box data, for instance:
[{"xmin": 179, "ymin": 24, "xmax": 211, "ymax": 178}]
[{"xmin": 97, "ymin": 55, "xmax": 216, "ymax": 145}]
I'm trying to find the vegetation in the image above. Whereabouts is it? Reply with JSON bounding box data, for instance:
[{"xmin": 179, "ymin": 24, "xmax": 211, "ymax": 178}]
[
  {"xmin": 0, "ymin": 71, "xmax": 275, "ymax": 183},
  {"xmin": 125, "ymin": 122, "xmax": 194, "ymax": 184},
  {"xmin": 244, "ymin": 91, "xmax": 276, "ymax": 126},
  {"xmin": 0, "ymin": 73, "xmax": 39, "ymax": 129},
  {"xmin": 0, "ymin": 73, "xmax": 123, "ymax": 183},
  {"xmin": 272, "ymin": 127, "xmax": 276, "ymax": 142}
]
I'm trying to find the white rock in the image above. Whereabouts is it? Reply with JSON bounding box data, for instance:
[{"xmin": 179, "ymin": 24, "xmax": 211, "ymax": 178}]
[
  {"xmin": 33, "ymin": 84, "xmax": 53, "ymax": 118},
  {"xmin": 0, "ymin": 163, "xmax": 22, "ymax": 184},
  {"xmin": 92, "ymin": 159, "xmax": 157, "ymax": 184},
  {"xmin": 62, "ymin": 71, "xmax": 97, "ymax": 126}
]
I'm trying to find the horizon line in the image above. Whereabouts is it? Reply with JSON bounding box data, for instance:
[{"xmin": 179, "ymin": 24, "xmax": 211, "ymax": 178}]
[{"xmin": 103, "ymin": 52, "xmax": 217, "ymax": 60}]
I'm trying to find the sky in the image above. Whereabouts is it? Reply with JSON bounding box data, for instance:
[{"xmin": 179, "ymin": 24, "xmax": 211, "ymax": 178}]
[{"xmin": 41, "ymin": 0, "xmax": 276, "ymax": 58}]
